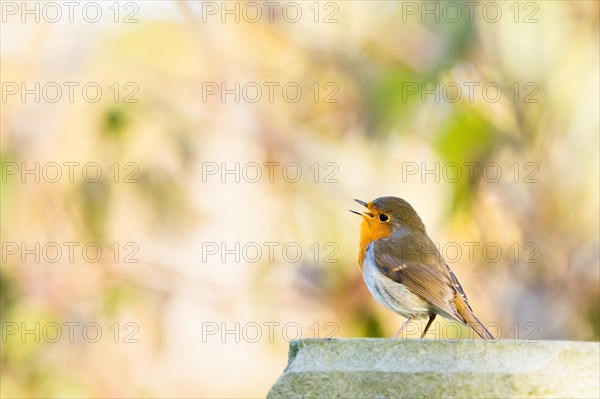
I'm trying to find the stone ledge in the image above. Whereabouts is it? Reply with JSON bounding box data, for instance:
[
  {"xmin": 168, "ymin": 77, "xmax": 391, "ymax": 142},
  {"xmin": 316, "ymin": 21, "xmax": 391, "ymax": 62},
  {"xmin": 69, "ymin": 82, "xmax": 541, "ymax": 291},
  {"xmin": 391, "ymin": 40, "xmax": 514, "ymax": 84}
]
[{"xmin": 267, "ymin": 338, "xmax": 600, "ymax": 399}]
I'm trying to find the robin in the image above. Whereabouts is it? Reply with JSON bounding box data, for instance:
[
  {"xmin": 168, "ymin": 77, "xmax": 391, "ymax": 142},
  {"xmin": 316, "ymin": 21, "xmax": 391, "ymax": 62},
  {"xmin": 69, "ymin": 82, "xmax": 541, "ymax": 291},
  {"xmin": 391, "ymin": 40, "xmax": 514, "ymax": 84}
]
[{"xmin": 350, "ymin": 196, "xmax": 494, "ymax": 340}]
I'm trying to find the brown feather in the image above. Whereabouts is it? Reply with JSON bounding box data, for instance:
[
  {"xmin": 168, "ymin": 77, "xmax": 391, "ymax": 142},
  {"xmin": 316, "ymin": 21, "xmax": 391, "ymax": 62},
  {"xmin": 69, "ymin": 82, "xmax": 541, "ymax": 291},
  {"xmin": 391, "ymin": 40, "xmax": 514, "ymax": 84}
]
[
  {"xmin": 454, "ymin": 294, "xmax": 495, "ymax": 340},
  {"xmin": 374, "ymin": 247, "xmax": 464, "ymax": 323}
]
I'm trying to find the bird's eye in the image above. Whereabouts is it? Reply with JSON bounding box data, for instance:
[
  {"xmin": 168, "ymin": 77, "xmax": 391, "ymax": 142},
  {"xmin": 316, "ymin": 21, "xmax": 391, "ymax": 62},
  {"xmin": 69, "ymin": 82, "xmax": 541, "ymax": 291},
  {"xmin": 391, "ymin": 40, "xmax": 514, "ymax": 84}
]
[{"xmin": 379, "ymin": 214, "xmax": 389, "ymax": 222}]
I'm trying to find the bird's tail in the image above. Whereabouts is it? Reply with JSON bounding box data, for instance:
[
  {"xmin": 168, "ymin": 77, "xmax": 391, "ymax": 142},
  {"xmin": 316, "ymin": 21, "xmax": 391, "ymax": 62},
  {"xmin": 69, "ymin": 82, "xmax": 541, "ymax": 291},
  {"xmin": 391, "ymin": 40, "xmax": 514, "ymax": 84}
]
[{"xmin": 454, "ymin": 294, "xmax": 495, "ymax": 340}]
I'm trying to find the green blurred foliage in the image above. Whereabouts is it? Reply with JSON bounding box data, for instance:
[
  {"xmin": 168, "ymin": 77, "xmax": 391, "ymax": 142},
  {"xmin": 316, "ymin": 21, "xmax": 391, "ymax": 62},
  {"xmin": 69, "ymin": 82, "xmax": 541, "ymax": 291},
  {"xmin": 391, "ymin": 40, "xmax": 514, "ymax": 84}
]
[{"xmin": 436, "ymin": 108, "xmax": 498, "ymax": 212}]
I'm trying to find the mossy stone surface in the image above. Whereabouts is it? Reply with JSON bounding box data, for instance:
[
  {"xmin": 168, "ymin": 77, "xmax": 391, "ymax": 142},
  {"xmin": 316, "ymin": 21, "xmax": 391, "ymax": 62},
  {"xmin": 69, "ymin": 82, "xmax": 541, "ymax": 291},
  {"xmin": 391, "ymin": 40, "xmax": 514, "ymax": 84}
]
[{"xmin": 267, "ymin": 339, "xmax": 600, "ymax": 398}]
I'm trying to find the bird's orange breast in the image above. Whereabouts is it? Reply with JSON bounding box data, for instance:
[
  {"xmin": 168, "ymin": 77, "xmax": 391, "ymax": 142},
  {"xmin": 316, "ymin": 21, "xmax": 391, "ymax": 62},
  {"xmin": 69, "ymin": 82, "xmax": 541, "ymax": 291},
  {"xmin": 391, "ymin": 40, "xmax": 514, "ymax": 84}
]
[{"xmin": 358, "ymin": 219, "xmax": 393, "ymax": 270}]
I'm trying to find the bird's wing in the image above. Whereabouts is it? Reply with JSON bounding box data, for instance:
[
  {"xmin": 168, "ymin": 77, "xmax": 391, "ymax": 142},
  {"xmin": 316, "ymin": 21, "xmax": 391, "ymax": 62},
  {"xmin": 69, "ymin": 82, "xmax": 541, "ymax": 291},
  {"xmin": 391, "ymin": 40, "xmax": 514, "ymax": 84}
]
[
  {"xmin": 373, "ymin": 244, "xmax": 464, "ymax": 323},
  {"xmin": 445, "ymin": 264, "xmax": 472, "ymax": 311}
]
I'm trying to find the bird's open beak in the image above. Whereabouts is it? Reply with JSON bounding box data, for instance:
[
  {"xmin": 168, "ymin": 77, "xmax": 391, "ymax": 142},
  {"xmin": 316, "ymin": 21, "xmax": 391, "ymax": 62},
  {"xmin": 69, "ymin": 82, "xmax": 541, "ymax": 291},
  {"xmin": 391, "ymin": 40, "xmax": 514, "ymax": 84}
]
[{"xmin": 349, "ymin": 199, "xmax": 374, "ymax": 218}]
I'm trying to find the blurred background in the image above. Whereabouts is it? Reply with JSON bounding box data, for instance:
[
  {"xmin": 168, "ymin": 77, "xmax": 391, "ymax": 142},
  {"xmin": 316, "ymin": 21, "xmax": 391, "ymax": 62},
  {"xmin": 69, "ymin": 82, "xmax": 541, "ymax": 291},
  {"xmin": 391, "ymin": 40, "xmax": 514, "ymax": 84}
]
[{"xmin": 1, "ymin": 1, "xmax": 598, "ymax": 397}]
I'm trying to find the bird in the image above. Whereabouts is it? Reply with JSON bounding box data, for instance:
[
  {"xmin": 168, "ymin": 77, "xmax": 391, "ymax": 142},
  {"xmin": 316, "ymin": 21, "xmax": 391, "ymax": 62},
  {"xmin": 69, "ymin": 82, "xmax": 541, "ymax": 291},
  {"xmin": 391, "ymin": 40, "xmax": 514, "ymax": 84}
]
[{"xmin": 350, "ymin": 196, "xmax": 494, "ymax": 340}]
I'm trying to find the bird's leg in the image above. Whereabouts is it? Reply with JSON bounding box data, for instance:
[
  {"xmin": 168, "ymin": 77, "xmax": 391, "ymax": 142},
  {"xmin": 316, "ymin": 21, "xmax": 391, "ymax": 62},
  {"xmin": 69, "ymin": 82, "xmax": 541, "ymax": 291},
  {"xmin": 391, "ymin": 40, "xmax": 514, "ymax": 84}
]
[
  {"xmin": 420, "ymin": 314, "xmax": 437, "ymax": 339},
  {"xmin": 392, "ymin": 315, "xmax": 417, "ymax": 338}
]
